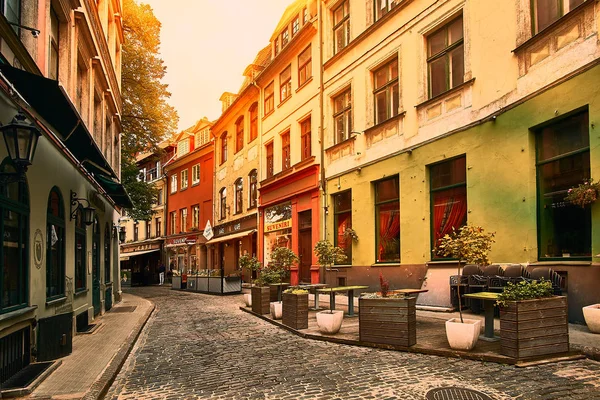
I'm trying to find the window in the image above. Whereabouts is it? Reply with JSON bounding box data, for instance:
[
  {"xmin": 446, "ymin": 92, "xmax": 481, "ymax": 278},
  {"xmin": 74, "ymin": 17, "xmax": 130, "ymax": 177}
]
[
  {"xmin": 234, "ymin": 178, "xmax": 243, "ymax": 214},
  {"xmin": 0, "ymin": 160, "xmax": 28, "ymax": 314},
  {"xmin": 374, "ymin": 0, "xmax": 401, "ymax": 22},
  {"xmin": 192, "ymin": 164, "xmax": 200, "ymax": 185},
  {"xmin": 74, "ymin": 208, "xmax": 86, "ymax": 292},
  {"xmin": 180, "ymin": 208, "xmax": 188, "ymax": 232},
  {"xmin": 281, "ymin": 28, "xmax": 289, "ymax": 47},
  {"xmin": 427, "ymin": 16, "xmax": 464, "ymax": 98},
  {"xmin": 170, "ymin": 211, "xmax": 176, "ymax": 235},
  {"xmin": 280, "ymin": 65, "xmax": 292, "ymax": 102},
  {"xmin": 220, "ymin": 132, "xmax": 228, "ymax": 165},
  {"xmin": 49, "ymin": 7, "xmax": 59, "ymax": 80},
  {"xmin": 333, "ymin": 88, "xmax": 352, "ymax": 144},
  {"xmin": 235, "ymin": 116, "xmax": 244, "ymax": 153},
  {"xmin": 430, "ymin": 156, "xmax": 467, "ymax": 258},
  {"xmin": 298, "ymin": 45, "xmax": 312, "ymax": 86},
  {"xmin": 156, "ymin": 217, "xmax": 162, "ymax": 237},
  {"xmin": 536, "ymin": 111, "xmax": 590, "ymax": 259},
  {"xmin": 375, "ymin": 176, "xmax": 400, "ymax": 263},
  {"xmin": 333, "ymin": 0, "xmax": 350, "ymax": 55},
  {"xmin": 146, "ymin": 220, "xmax": 151, "ymax": 238},
  {"xmin": 274, "ymin": 38, "xmax": 279, "ymax": 57},
  {"xmin": 177, "ymin": 138, "xmax": 190, "ymax": 157},
  {"xmin": 292, "ymin": 16, "xmax": 300, "ymax": 36},
  {"xmin": 134, "ymin": 223, "xmax": 139, "ymax": 241},
  {"xmin": 249, "ymin": 103, "xmax": 258, "ymax": 142},
  {"xmin": 180, "ymin": 169, "xmax": 188, "ymax": 190},
  {"xmin": 266, "ymin": 142, "xmax": 274, "ymax": 178},
  {"xmin": 300, "ymin": 117, "xmax": 312, "ymax": 160},
  {"xmin": 192, "ymin": 205, "xmax": 200, "ymax": 228},
  {"xmin": 264, "ymin": 82, "xmax": 274, "ymax": 115},
  {"xmin": 303, "ymin": 7, "xmax": 309, "ymax": 23},
  {"xmin": 195, "ymin": 128, "xmax": 211, "ymax": 147},
  {"xmin": 532, "ymin": 0, "xmax": 584, "ymax": 33},
  {"xmin": 249, "ymin": 169, "xmax": 258, "ymax": 209},
  {"xmin": 281, "ymin": 131, "xmax": 291, "ymax": 170},
  {"xmin": 219, "ymin": 187, "xmax": 227, "ymax": 220},
  {"xmin": 334, "ymin": 191, "xmax": 352, "ymax": 264},
  {"xmin": 170, "ymin": 174, "xmax": 177, "ymax": 193},
  {"xmin": 157, "ymin": 188, "xmax": 163, "ymax": 206},
  {"xmin": 373, "ymin": 58, "xmax": 399, "ymax": 124},
  {"xmin": 3, "ymin": 0, "xmax": 20, "ymax": 34},
  {"xmin": 46, "ymin": 187, "xmax": 65, "ymax": 300},
  {"xmin": 104, "ymin": 223, "xmax": 111, "ymax": 283}
]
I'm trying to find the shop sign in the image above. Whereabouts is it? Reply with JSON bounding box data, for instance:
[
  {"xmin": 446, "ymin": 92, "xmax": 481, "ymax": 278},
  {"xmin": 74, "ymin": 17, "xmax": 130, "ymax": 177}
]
[
  {"xmin": 167, "ymin": 236, "xmax": 197, "ymax": 246},
  {"xmin": 264, "ymin": 201, "xmax": 292, "ymax": 232},
  {"xmin": 203, "ymin": 220, "xmax": 214, "ymax": 240}
]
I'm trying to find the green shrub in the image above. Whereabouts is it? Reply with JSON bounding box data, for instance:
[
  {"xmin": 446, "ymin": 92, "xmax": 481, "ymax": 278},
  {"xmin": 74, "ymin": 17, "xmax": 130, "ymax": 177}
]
[
  {"xmin": 283, "ymin": 288, "xmax": 309, "ymax": 295},
  {"xmin": 496, "ymin": 279, "xmax": 553, "ymax": 308}
]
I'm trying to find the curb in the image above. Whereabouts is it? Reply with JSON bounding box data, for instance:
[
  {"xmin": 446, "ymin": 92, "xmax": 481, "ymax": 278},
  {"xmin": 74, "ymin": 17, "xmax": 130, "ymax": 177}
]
[{"xmin": 81, "ymin": 298, "xmax": 156, "ymax": 400}]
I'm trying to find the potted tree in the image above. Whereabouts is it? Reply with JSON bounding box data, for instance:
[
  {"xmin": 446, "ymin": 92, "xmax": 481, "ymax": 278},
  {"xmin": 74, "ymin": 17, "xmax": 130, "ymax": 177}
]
[
  {"xmin": 267, "ymin": 246, "xmax": 298, "ymax": 320},
  {"xmin": 313, "ymin": 240, "xmax": 347, "ymax": 334},
  {"xmin": 435, "ymin": 225, "xmax": 495, "ymax": 350},
  {"xmin": 282, "ymin": 288, "xmax": 309, "ymax": 329},
  {"xmin": 497, "ymin": 280, "xmax": 569, "ymax": 360},
  {"xmin": 239, "ymin": 254, "xmax": 261, "ymax": 307},
  {"xmin": 251, "ymin": 266, "xmax": 283, "ymax": 315},
  {"xmin": 358, "ymin": 273, "xmax": 417, "ymax": 347}
]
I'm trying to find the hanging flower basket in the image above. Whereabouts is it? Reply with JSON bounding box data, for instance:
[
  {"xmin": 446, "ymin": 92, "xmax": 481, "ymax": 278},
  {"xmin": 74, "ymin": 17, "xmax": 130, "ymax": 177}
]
[{"xmin": 565, "ymin": 179, "xmax": 599, "ymax": 208}]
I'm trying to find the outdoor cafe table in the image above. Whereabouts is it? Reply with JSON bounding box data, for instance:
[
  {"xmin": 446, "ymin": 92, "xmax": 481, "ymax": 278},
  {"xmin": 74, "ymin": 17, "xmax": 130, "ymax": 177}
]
[
  {"xmin": 463, "ymin": 291, "xmax": 500, "ymax": 341},
  {"xmin": 297, "ymin": 283, "xmax": 328, "ymax": 310},
  {"xmin": 270, "ymin": 283, "xmax": 290, "ymax": 302},
  {"xmin": 389, "ymin": 288, "xmax": 429, "ymax": 297},
  {"xmin": 316, "ymin": 286, "xmax": 368, "ymax": 317}
]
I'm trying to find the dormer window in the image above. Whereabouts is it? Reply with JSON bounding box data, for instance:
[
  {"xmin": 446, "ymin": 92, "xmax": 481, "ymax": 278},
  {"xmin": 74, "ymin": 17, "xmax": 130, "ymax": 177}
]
[
  {"xmin": 274, "ymin": 38, "xmax": 279, "ymax": 56},
  {"xmin": 292, "ymin": 16, "xmax": 300, "ymax": 37},
  {"xmin": 177, "ymin": 138, "xmax": 190, "ymax": 157},
  {"xmin": 303, "ymin": 8, "xmax": 309, "ymax": 24},
  {"xmin": 281, "ymin": 29, "xmax": 289, "ymax": 47}
]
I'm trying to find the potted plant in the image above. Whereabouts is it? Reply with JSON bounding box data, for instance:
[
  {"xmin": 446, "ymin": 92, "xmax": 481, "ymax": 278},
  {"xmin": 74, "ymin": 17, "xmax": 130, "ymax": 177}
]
[
  {"xmin": 251, "ymin": 266, "xmax": 281, "ymax": 315},
  {"xmin": 435, "ymin": 225, "xmax": 495, "ymax": 350},
  {"xmin": 359, "ymin": 273, "xmax": 417, "ymax": 347},
  {"xmin": 583, "ymin": 304, "xmax": 600, "ymax": 334},
  {"xmin": 564, "ymin": 178, "xmax": 599, "ymax": 208},
  {"xmin": 239, "ymin": 254, "xmax": 261, "ymax": 307},
  {"xmin": 267, "ymin": 247, "xmax": 298, "ymax": 319},
  {"xmin": 343, "ymin": 227, "xmax": 359, "ymax": 243},
  {"xmin": 282, "ymin": 288, "xmax": 309, "ymax": 329},
  {"xmin": 497, "ymin": 280, "xmax": 569, "ymax": 360},
  {"xmin": 313, "ymin": 240, "xmax": 348, "ymax": 334}
]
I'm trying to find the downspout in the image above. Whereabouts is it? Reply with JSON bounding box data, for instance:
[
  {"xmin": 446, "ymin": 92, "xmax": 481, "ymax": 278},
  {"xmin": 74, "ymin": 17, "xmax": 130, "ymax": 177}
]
[
  {"xmin": 251, "ymin": 80, "xmax": 263, "ymax": 264},
  {"xmin": 317, "ymin": 0, "xmax": 327, "ymax": 283}
]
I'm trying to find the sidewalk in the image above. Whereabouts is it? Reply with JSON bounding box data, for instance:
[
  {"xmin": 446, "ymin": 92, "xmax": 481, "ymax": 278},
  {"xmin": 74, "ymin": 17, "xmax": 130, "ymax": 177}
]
[{"xmin": 26, "ymin": 292, "xmax": 154, "ymax": 400}]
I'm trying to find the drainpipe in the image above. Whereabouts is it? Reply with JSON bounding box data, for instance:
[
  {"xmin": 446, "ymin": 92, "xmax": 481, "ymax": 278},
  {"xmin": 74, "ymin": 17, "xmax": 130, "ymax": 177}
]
[
  {"xmin": 251, "ymin": 80, "xmax": 263, "ymax": 264},
  {"xmin": 317, "ymin": 0, "xmax": 327, "ymax": 283}
]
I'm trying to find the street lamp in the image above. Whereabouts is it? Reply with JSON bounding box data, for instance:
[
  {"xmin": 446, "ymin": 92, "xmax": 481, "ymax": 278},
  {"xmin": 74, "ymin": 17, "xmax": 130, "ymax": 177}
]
[
  {"xmin": 0, "ymin": 111, "xmax": 41, "ymax": 184},
  {"xmin": 119, "ymin": 226, "xmax": 126, "ymax": 243},
  {"xmin": 70, "ymin": 190, "xmax": 96, "ymax": 226}
]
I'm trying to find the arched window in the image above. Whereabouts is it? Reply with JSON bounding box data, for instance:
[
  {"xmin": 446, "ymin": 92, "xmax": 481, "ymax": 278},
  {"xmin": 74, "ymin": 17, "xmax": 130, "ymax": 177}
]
[
  {"xmin": 0, "ymin": 159, "xmax": 29, "ymax": 314},
  {"xmin": 219, "ymin": 187, "xmax": 227, "ymax": 220},
  {"xmin": 235, "ymin": 116, "xmax": 244, "ymax": 153},
  {"xmin": 46, "ymin": 187, "xmax": 65, "ymax": 300},
  {"xmin": 220, "ymin": 132, "xmax": 228, "ymax": 165},
  {"xmin": 248, "ymin": 169, "xmax": 257, "ymax": 209},
  {"xmin": 249, "ymin": 103, "xmax": 258, "ymax": 142},
  {"xmin": 104, "ymin": 222, "xmax": 111, "ymax": 283},
  {"xmin": 92, "ymin": 217, "xmax": 101, "ymax": 315},
  {"xmin": 74, "ymin": 208, "xmax": 87, "ymax": 292},
  {"xmin": 234, "ymin": 178, "xmax": 243, "ymax": 214}
]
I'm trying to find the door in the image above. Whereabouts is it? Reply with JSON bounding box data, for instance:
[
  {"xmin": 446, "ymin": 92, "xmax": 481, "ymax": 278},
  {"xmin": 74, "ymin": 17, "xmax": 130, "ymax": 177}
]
[
  {"xmin": 298, "ymin": 210, "xmax": 312, "ymax": 283},
  {"xmin": 92, "ymin": 218, "xmax": 101, "ymax": 316}
]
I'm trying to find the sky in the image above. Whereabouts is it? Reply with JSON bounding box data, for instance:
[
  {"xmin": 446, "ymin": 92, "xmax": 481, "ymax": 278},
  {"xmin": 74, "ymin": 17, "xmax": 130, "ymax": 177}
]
[{"xmin": 140, "ymin": 0, "xmax": 291, "ymax": 132}]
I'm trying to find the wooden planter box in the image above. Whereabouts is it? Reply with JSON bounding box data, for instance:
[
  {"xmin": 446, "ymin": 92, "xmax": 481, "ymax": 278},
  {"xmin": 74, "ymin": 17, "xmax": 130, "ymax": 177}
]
[
  {"xmin": 282, "ymin": 293, "xmax": 309, "ymax": 330},
  {"xmin": 500, "ymin": 296, "xmax": 569, "ymax": 360},
  {"xmin": 251, "ymin": 286, "xmax": 270, "ymax": 315},
  {"xmin": 359, "ymin": 296, "xmax": 417, "ymax": 347}
]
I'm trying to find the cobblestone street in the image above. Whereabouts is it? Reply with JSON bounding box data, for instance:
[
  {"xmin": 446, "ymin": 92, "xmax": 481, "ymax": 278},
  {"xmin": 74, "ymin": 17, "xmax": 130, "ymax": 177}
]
[{"xmin": 106, "ymin": 287, "xmax": 600, "ymax": 400}]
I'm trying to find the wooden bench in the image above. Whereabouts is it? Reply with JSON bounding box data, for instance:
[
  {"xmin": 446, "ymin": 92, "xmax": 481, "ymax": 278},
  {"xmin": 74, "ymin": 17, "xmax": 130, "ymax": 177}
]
[{"xmin": 316, "ymin": 286, "xmax": 369, "ymax": 317}]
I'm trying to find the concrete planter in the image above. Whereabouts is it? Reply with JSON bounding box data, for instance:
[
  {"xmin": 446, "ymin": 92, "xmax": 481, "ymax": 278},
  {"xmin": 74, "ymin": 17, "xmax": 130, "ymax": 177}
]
[
  {"xmin": 316, "ymin": 310, "xmax": 344, "ymax": 334},
  {"xmin": 171, "ymin": 276, "xmax": 181, "ymax": 290},
  {"xmin": 359, "ymin": 297, "xmax": 417, "ymax": 347},
  {"xmin": 445, "ymin": 318, "xmax": 481, "ymax": 350},
  {"xmin": 243, "ymin": 293, "xmax": 252, "ymax": 307},
  {"xmin": 500, "ymin": 296, "xmax": 569, "ymax": 360},
  {"xmin": 251, "ymin": 286, "xmax": 270, "ymax": 315},
  {"xmin": 270, "ymin": 302, "xmax": 283, "ymax": 320},
  {"xmin": 583, "ymin": 304, "xmax": 600, "ymax": 333},
  {"xmin": 282, "ymin": 292, "xmax": 309, "ymax": 330}
]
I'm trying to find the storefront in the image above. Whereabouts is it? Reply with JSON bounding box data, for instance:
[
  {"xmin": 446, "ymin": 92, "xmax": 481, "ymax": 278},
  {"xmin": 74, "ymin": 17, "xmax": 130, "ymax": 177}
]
[
  {"xmin": 258, "ymin": 163, "xmax": 320, "ymax": 285},
  {"xmin": 165, "ymin": 234, "xmax": 207, "ymax": 274},
  {"xmin": 120, "ymin": 240, "xmax": 162, "ymax": 285}
]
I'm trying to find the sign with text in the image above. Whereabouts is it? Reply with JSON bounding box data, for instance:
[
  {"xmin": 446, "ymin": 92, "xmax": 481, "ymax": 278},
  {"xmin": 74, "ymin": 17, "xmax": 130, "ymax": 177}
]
[
  {"xmin": 203, "ymin": 220, "xmax": 214, "ymax": 240},
  {"xmin": 264, "ymin": 202, "xmax": 292, "ymax": 233}
]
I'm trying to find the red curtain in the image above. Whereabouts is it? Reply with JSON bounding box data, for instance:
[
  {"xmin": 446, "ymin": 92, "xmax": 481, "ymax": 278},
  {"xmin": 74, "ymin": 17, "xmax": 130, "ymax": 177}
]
[
  {"xmin": 378, "ymin": 202, "xmax": 400, "ymax": 261},
  {"xmin": 337, "ymin": 212, "xmax": 351, "ymax": 250},
  {"xmin": 433, "ymin": 187, "xmax": 467, "ymax": 247}
]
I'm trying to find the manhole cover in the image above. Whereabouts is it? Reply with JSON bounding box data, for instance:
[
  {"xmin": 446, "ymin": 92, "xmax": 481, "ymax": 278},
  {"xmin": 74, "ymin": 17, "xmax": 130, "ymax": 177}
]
[
  {"xmin": 426, "ymin": 387, "xmax": 493, "ymax": 400},
  {"xmin": 110, "ymin": 306, "xmax": 137, "ymax": 313}
]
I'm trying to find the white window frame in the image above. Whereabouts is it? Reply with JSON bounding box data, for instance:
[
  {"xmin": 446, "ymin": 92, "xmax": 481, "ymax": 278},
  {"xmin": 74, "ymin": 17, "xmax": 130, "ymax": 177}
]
[
  {"xmin": 171, "ymin": 174, "xmax": 177, "ymax": 193},
  {"xmin": 177, "ymin": 138, "xmax": 190, "ymax": 157},
  {"xmin": 192, "ymin": 164, "xmax": 200, "ymax": 185},
  {"xmin": 181, "ymin": 169, "xmax": 188, "ymax": 190}
]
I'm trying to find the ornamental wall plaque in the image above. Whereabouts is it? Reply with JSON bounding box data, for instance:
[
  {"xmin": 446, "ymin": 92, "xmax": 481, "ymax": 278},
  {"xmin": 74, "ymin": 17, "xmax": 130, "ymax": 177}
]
[{"xmin": 33, "ymin": 229, "xmax": 44, "ymax": 269}]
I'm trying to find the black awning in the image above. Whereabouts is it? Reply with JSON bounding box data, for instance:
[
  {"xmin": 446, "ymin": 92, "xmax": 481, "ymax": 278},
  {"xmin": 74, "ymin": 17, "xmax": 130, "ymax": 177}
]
[
  {"xmin": 93, "ymin": 173, "xmax": 133, "ymax": 209},
  {"xmin": 0, "ymin": 64, "xmax": 118, "ymax": 180}
]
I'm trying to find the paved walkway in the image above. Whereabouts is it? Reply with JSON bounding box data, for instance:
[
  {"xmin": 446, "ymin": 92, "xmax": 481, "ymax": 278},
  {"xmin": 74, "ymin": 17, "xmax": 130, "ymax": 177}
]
[{"xmin": 28, "ymin": 292, "xmax": 154, "ymax": 400}]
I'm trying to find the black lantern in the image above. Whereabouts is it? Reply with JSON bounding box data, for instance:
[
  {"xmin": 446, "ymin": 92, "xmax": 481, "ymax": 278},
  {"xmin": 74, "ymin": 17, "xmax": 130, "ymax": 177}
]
[
  {"xmin": 0, "ymin": 111, "xmax": 41, "ymax": 184},
  {"xmin": 70, "ymin": 190, "xmax": 96, "ymax": 226},
  {"xmin": 119, "ymin": 226, "xmax": 126, "ymax": 243}
]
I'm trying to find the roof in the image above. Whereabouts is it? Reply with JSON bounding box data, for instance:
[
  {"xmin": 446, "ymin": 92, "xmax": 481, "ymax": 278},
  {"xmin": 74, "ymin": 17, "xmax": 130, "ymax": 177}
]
[{"xmin": 269, "ymin": 0, "xmax": 307, "ymax": 41}]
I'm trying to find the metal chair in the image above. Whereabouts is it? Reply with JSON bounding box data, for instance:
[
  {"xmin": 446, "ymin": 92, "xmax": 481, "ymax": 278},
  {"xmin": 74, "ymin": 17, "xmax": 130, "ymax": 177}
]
[
  {"xmin": 468, "ymin": 265, "xmax": 504, "ymax": 314},
  {"xmin": 502, "ymin": 264, "xmax": 531, "ymax": 285},
  {"xmin": 530, "ymin": 267, "xmax": 563, "ymax": 295},
  {"xmin": 450, "ymin": 264, "xmax": 482, "ymax": 309}
]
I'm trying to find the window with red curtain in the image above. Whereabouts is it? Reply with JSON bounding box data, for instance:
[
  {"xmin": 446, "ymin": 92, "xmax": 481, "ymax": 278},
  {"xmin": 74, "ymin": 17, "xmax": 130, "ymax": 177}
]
[
  {"xmin": 375, "ymin": 177, "xmax": 400, "ymax": 263},
  {"xmin": 334, "ymin": 191, "xmax": 352, "ymax": 264},
  {"xmin": 430, "ymin": 156, "xmax": 467, "ymax": 258}
]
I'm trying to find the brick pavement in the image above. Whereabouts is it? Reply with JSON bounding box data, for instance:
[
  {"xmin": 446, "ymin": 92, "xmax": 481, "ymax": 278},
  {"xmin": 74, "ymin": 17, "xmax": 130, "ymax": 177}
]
[{"xmin": 106, "ymin": 286, "xmax": 600, "ymax": 400}]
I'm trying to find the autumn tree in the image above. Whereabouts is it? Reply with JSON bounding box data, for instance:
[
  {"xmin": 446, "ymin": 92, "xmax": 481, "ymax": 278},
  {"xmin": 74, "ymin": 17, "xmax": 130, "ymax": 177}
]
[{"xmin": 121, "ymin": 0, "xmax": 178, "ymax": 221}]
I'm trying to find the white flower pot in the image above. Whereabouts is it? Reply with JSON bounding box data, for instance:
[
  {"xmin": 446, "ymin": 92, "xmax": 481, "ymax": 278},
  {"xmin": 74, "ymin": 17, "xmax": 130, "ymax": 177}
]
[
  {"xmin": 270, "ymin": 301, "xmax": 282, "ymax": 320},
  {"xmin": 445, "ymin": 318, "xmax": 481, "ymax": 350},
  {"xmin": 583, "ymin": 304, "xmax": 600, "ymax": 333},
  {"xmin": 316, "ymin": 310, "xmax": 344, "ymax": 334},
  {"xmin": 243, "ymin": 293, "xmax": 252, "ymax": 307}
]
